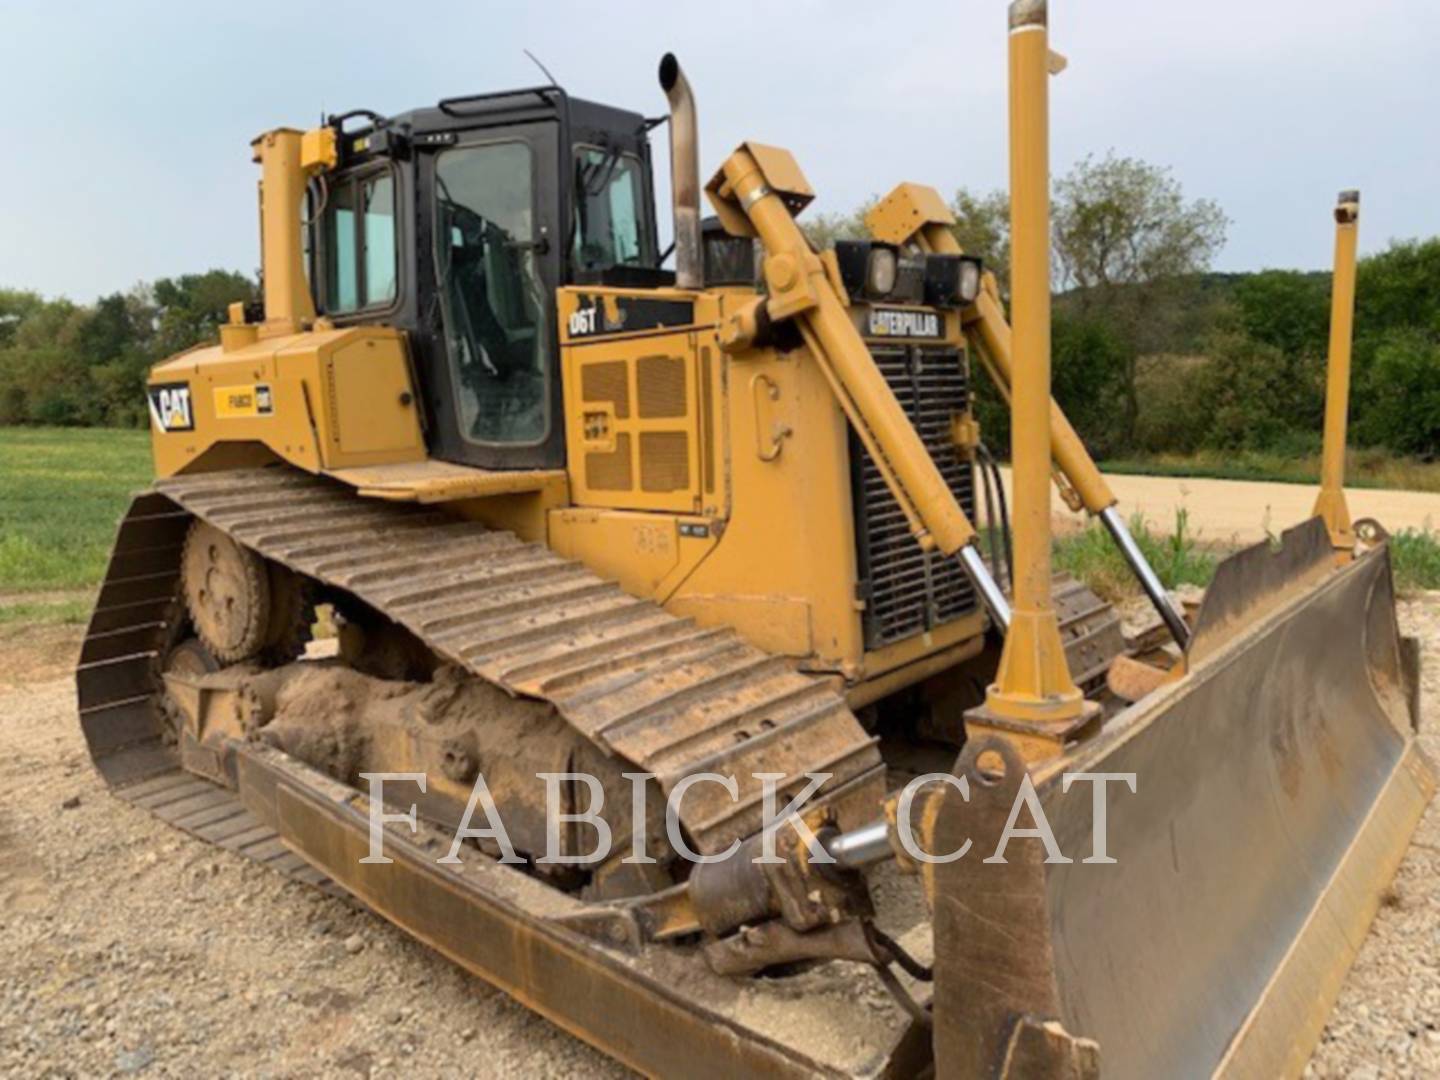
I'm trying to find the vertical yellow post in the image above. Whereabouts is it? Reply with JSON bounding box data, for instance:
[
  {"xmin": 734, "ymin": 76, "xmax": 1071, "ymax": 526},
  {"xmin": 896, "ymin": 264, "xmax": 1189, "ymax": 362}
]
[
  {"xmin": 251, "ymin": 128, "xmax": 321, "ymax": 337},
  {"xmin": 1313, "ymin": 190, "xmax": 1360, "ymax": 553},
  {"xmin": 967, "ymin": 0, "xmax": 1096, "ymax": 756}
]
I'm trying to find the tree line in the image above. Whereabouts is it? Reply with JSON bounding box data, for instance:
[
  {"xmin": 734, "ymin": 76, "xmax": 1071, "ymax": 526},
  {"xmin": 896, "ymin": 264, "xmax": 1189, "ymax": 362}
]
[
  {"xmin": 0, "ymin": 272, "xmax": 257, "ymax": 428},
  {"xmin": 806, "ymin": 152, "xmax": 1440, "ymax": 462},
  {"xmin": 2, "ymin": 157, "xmax": 1437, "ymax": 461}
]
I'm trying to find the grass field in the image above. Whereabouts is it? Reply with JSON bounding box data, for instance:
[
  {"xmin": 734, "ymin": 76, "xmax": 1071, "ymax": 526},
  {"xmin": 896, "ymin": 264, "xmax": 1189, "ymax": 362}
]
[
  {"xmin": 1, "ymin": 425, "xmax": 1438, "ymax": 628},
  {"xmin": 0, "ymin": 427, "xmax": 152, "ymax": 623},
  {"xmin": 1100, "ymin": 448, "xmax": 1440, "ymax": 493},
  {"xmin": 1048, "ymin": 509, "xmax": 1440, "ymax": 599}
]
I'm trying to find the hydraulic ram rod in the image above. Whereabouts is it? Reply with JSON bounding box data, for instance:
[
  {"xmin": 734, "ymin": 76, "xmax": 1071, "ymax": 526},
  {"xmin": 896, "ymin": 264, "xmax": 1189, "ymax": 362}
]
[{"xmin": 918, "ymin": 206, "xmax": 1192, "ymax": 648}]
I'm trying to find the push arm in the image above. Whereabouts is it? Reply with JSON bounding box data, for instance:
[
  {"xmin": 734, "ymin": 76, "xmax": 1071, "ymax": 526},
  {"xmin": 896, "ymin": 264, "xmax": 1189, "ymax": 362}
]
[
  {"xmin": 705, "ymin": 145, "xmax": 1012, "ymax": 630},
  {"xmin": 866, "ymin": 183, "xmax": 1190, "ymax": 647}
]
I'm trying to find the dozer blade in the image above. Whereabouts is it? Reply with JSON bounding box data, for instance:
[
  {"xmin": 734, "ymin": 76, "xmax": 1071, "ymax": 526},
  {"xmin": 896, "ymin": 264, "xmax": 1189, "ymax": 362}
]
[{"xmin": 930, "ymin": 517, "xmax": 1434, "ymax": 1078}]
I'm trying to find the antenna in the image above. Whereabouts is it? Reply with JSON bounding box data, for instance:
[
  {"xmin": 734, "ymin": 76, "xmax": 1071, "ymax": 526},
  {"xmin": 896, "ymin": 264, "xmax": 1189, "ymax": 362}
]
[{"xmin": 523, "ymin": 49, "xmax": 560, "ymax": 88}]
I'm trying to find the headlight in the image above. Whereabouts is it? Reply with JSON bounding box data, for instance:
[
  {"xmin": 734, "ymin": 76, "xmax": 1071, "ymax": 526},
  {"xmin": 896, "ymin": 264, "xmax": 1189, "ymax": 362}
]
[
  {"xmin": 957, "ymin": 256, "xmax": 983, "ymax": 304},
  {"xmin": 923, "ymin": 254, "xmax": 985, "ymax": 307},
  {"xmin": 866, "ymin": 247, "xmax": 898, "ymax": 297}
]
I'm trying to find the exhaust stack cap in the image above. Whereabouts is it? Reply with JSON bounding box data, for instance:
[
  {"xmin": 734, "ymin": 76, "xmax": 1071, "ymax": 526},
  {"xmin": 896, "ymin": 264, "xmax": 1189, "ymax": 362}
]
[
  {"xmin": 1337, "ymin": 190, "xmax": 1360, "ymax": 224},
  {"xmin": 659, "ymin": 52, "xmax": 681, "ymax": 93},
  {"xmin": 1010, "ymin": 0, "xmax": 1047, "ymax": 30}
]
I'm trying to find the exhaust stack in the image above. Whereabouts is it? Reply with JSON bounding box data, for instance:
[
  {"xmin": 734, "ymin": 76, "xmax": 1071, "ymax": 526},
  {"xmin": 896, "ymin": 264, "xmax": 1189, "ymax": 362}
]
[
  {"xmin": 252, "ymin": 129, "xmax": 317, "ymax": 335},
  {"xmin": 659, "ymin": 53, "xmax": 702, "ymax": 290}
]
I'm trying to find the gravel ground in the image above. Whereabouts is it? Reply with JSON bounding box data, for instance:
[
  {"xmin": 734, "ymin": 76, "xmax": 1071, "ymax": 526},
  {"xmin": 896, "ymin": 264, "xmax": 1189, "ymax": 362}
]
[
  {"xmin": 2, "ymin": 599, "xmax": 1437, "ymax": 1078},
  {"xmin": 0, "ymin": 625, "xmax": 627, "ymax": 1078},
  {"xmin": 1306, "ymin": 597, "xmax": 1440, "ymax": 1078}
]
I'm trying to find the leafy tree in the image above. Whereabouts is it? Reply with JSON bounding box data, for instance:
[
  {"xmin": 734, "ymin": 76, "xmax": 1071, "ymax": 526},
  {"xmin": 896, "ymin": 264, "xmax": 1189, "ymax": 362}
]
[
  {"xmin": 0, "ymin": 290, "xmax": 45, "ymax": 349},
  {"xmin": 1231, "ymin": 271, "xmax": 1330, "ymax": 359},
  {"xmin": 1053, "ymin": 153, "xmax": 1228, "ymax": 294},
  {"xmin": 151, "ymin": 271, "xmax": 259, "ymax": 357},
  {"xmin": 1052, "ymin": 153, "xmax": 1228, "ymax": 444},
  {"xmin": 0, "ymin": 271, "xmax": 256, "ymax": 428},
  {"xmin": 1354, "ymin": 238, "xmax": 1440, "ymax": 339},
  {"xmin": 950, "ymin": 188, "xmax": 1011, "ymax": 294},
  {"xmin": 801, "ymin": 198, "xmax": 877, "ymax": 250},
  {"xmin": 1354, "ymin": 329, "xmax": 1440, "ymax": 456},
  {"xmin": 1051, "ymin": 310, "xmax": 1131, "ymax": 457}
]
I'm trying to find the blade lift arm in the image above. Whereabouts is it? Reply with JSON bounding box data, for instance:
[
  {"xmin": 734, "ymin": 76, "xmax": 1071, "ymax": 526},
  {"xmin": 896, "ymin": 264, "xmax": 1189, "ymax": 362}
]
[
  {"xmin": 705, "ymin": 144, "xmax": 1012, "ymax": 632},
  {"xmin": 866, "ymin": 184, "xmax": 1191, "ymax": 648}
]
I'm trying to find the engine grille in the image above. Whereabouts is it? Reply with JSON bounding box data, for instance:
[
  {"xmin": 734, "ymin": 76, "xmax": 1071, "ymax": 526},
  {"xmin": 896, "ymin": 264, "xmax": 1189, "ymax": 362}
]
[{"xmin": 852, "ymin": 344, "xmax": 978, "ymax": 650}]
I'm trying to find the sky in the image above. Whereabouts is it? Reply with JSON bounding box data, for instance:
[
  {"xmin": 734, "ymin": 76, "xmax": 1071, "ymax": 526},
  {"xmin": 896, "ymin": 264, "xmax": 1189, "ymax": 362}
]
[{"xmin": 2, "ymin": 0, "xmax": 1438, "ymax": 302}]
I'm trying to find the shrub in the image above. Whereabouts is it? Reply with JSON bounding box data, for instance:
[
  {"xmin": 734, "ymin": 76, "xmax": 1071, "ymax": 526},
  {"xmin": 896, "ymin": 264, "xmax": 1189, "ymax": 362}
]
[
  {"xmin": 1199, "ymin": 329, "xmax": 1323, "ymax": 452},
  {"xmin": 1390, "ymin": 529, "xmax": 1440, "ymax": 593},
  {"xmin": 1353, "ymin": 329, "xmax": 1440, "ymax": 458},
  {"xmin": 1053, "ymin": 510, "xmax": 1217, "ymax": 602},
  {"xmin": 1133, "ymin": 354, "xmax": 1211, "ymax": 454}
]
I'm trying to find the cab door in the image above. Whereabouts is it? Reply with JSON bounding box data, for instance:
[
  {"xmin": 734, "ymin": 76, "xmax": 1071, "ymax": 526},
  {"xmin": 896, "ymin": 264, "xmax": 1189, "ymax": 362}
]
[{"xmin": 419, "ymin": 127, "xmax": 565, "ymax": 471}]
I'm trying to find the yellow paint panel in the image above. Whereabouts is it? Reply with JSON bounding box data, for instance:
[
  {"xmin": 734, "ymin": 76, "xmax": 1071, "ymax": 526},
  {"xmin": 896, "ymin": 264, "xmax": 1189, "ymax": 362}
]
[
  {"xmin": 327, "ymin": 337, "xmax": 423, "ymax": 459},
  {"xmin": 667, "ymin": 594, "xmax": 813, "ymax": 658},
  {"xmin": 150, "ymin": 324, "xmax": 423, "ymax": 477},
  {"xmin": 549, "ymin": 508, "xmax": 711, "ymax": 600},
  {"xmin": 563, "ymin": 330, "xmax": 703, "ymax": 514}
]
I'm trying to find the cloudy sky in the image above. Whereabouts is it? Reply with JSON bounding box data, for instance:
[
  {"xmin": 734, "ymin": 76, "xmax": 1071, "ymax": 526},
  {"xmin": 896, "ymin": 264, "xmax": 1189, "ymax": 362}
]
[{"xmin": 2, "ymin": 0, "xmax": 1437, "ymax": 301}]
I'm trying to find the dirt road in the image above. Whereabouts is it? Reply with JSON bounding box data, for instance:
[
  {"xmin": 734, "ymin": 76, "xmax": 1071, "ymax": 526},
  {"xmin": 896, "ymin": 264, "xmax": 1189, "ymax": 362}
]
[
  {"xmin": 998, "ymin": 468, "xmax": 1440, "ymax": 543},
  {"xmin": 2, "ymin": 604, "xmax": 1437, "ymax": 1077}
]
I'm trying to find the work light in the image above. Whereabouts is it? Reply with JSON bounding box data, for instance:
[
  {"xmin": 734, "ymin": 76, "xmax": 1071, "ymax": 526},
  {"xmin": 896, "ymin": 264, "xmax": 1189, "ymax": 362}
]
[
  {"xmin": 957, "ymin": 256, "xmax": 983, "ymax": 304},
  {"xmin": 921, "ymin": 253, "xmax": 986, "ymax": 307},
  {"xmin": 866, "ymin": 247, "xmax": 898, "ymax": 297}
]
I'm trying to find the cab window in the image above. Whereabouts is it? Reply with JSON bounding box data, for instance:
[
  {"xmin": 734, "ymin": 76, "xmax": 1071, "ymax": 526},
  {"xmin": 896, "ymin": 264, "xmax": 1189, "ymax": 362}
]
[
  {"xmin": 434, "ymin": 141, "xmax": 549, "ymax": 446},
  {"xmin": 323, "ymin": 170, "xmax": 398, "ymax": 312},
  {"xmin": 574, "ymin": 147, "xmax": 646, "ymax": 273}
]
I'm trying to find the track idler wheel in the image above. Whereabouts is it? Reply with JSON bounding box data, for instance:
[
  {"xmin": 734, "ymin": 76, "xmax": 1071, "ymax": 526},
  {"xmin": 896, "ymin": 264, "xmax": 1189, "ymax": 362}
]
[
  {"xmin": 181, "ymin": 521, "xmax": 316, "ymax": 664},
  {"xmin": 183, "ymin": 521, "xmax": 271, "ymax": 663}
]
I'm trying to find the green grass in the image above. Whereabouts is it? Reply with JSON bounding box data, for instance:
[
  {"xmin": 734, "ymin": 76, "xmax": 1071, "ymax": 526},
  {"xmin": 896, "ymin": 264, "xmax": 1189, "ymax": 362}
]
[
  {"xmin": 1051, "ymin": 511, "xmax": 1440, "ymax": 600},
  {"xmin": 1053, "ymin": 509, "xmax": 1220, "ymax": 603},
  {"xmin": 0, "ymin": 597, "xmax": 93, "ymax": 625},
  {"xmin": 1099, "ymin": 448, "xmax": 1440, "ymax": 493},
  {"xmin": 0, "ymin": 427, "xmax": 153, "ymax": 592},
  {"xmin": 1391, "ymin": 529, "xmax": 1440, "ymax": 593}
]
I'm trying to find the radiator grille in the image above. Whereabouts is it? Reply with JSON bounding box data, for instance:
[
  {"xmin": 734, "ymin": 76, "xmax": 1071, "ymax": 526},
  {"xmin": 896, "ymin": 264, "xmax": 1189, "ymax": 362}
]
[
  {"xmin": 636, "ymin": 355, "xmax": 688, "ymax": 418},
  {"xmin": 586, "ymin": 433, "xmax": 632, "ymax": 491},
  {"xmin": 852, "ymin": 344, "xmax": 978, "ymax": 649},
  {"xmin": 639, "ymin": 431, "xmax": 689, "ymax": 492},
  {"xmin": 582, "ymin": 361, "xmax": 630, "ymax": 418}
]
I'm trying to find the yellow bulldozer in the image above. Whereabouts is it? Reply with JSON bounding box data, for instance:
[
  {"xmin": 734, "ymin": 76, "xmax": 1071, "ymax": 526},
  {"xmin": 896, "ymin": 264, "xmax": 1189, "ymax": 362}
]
[{"xmin": 77, "ymin": 3, "xmax": 1432, "ymax": 1075}]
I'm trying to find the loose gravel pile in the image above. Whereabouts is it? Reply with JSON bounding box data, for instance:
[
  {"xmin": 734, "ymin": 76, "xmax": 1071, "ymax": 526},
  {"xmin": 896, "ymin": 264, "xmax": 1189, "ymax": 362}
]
[{"xmin": 2, "ymin": 599, "xmax": 1437, "ymax": 1077}]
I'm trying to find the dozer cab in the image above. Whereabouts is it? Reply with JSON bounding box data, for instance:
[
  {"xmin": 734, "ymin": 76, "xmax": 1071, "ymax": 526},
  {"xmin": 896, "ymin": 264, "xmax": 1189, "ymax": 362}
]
[{"xmin": 78, "ymin": 4, "xmax": 1432, "ymax": 1075}]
